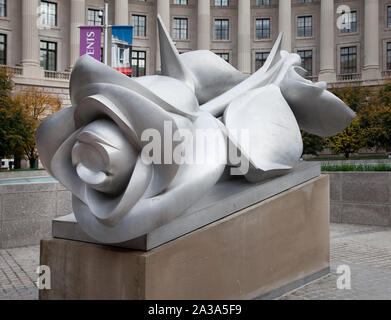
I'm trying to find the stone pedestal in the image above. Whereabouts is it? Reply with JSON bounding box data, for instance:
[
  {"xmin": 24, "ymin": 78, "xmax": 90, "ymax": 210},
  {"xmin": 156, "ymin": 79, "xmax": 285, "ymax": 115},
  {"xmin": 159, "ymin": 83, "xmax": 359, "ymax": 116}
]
[{"xmin": 40, "ymin": 175, "xmax": 330, "ymax": 300}]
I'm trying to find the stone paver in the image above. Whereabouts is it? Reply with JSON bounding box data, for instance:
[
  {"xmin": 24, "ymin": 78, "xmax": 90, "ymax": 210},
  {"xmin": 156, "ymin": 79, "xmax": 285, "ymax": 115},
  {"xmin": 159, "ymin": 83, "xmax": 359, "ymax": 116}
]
[
  {"xmin": 280, "ymin": 224, "xmax": 391, "ymax": 300},
  {"xmin": 1, "ymin": 224, "xmax": 391, "ymax": 300},
  {"xmin": 0, "ymin": 246, "xmax": 39, "ymax": 300}
]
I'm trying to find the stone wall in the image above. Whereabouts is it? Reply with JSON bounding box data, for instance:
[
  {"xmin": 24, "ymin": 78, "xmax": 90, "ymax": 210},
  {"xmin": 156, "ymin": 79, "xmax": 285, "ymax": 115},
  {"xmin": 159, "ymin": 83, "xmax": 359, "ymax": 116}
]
[
  {"xmin": 14, "ymin": 83, "xmax": 71, "ymax": 107},
  {"xmin": 0, "ymin": 180, "xmax": 71, "ymax": 249},
  {"xmin": 329, "ymin": 172, "xmax": 391, "ymax": 227}
]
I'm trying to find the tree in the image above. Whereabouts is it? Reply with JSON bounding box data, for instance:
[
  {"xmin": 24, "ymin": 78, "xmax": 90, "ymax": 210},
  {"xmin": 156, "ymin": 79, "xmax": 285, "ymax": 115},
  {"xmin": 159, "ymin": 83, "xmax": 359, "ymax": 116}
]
[
  {"xmin": 0, "ymin": 66, "xmax": 33, "ymax": 168},
  {"xmin": 359, "ymin": 81, "xmax": 391, "ymax": 153},
  {"xmin": 13, "ymin": 88, "xmax": 62, "ymax": 168},
  {"xmin": 330, "ymin": 85, "xmax": 370, "ymax": 113},
  {"xmin": 327, "ymin": 118, "xmax": 366, "ymax": 158},
  {"xmin": 302, "ymin": 131, "xmax": 325, "ymax": 156}
]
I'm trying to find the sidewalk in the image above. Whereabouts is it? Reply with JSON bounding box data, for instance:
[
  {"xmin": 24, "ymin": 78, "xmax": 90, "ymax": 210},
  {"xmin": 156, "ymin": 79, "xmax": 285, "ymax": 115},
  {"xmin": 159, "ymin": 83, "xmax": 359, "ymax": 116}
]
[
  {"xmin": 0, "ymin": 246, "xmax": 39, "ymax": 300},
  {"xmin": 1, "ymin": 223, "xmax": 391, "ymax": 300},
  {"xmin": 280, "ymin": 224, "xmax": 391, "ymax": 300}
]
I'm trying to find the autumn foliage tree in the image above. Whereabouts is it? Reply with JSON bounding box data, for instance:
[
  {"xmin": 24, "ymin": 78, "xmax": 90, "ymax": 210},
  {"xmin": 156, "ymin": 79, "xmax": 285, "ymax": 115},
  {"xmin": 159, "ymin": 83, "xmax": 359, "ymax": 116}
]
[
  {"xmin": 0, "ymin": 66, "xmax": 62, "ymax": 168},
  {"xmin": 302, "ymin": 131, "xmax": 325, "ymax": 156},
  {"xmin": 360, "ymin": 82, "xmax": 391, "ymax": 154},
  {"xmin": 327, "ymin": 118, "xmax": 366, "ymax": 158},
  {"xmin": 0, "ymin": 67, "xmax": 33, "ymax": 168},
  {"xmin": 13, "ymin": 88, "xmax": 62, "ymax": 167},
  {"xmin": 326, "ymin": 85, "xmax": 370, "ymax": 158}
]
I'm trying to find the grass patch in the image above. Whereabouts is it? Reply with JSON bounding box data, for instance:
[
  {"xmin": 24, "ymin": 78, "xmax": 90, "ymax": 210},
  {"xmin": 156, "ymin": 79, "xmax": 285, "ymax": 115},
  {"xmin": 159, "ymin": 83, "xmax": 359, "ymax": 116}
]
[
  {"xmin": 307, "ymin": 155, "xmax": 389, "ymax": 161},
  {"xmin": 322, "ymin": 164, "xmax": 391, "ymax": 172},
  {"xmin": 0, "ymin": 168, "xmax": 45, "ymax": 172}
]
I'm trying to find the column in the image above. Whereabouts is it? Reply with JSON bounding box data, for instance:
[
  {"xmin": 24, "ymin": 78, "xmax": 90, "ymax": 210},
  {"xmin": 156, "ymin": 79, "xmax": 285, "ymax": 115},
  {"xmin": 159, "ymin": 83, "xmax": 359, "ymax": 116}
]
[
  {"xmin": 363, "ymin": 0, "xmax": 381, "ymax": 80},
  {"xmin": 21, "ymin": 0, "xmax": 43, "ymax": 77},
  {"xmin": 115, "ymin": 0, "xmax": 129, "ymax": 25},
  {"xmin": 238, "ymin": 0, "xmax": 251, "ymax": 74},
  {"xmin": 70, "ymin": 0, "xmax": 86, "ymax": 69},
  {"xmin": 156, "ymin": 0, "xmax": 170, "ymax": 73},
  {"xmin": 197, "ymin": 0, "xmax": 210, "ymax": 50},
  {"xmin": 278, "ymin": 0, "xmax": 291, "ymax": 52},
  {"xmin": 319, "ymin": 0, "xmax": 336, "ymax": 82}
]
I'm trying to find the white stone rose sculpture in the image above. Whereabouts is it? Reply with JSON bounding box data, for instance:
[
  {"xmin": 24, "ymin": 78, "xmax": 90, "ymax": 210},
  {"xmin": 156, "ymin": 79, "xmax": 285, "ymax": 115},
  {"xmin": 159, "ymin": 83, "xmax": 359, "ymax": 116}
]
[
  {"xmin": 36, "ymin": 16, "xmax": 355, "ymax": 244},
  {"xmin": 36, "ymin": 55, "xmax": 227, "ymax": 243}
]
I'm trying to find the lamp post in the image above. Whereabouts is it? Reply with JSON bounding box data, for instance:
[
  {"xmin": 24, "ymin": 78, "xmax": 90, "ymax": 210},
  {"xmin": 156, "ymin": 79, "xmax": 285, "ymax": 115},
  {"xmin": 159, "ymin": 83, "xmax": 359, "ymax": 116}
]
[{"xmin": 103, "ymin": 0, "xmax": 109, "ymax": 65}]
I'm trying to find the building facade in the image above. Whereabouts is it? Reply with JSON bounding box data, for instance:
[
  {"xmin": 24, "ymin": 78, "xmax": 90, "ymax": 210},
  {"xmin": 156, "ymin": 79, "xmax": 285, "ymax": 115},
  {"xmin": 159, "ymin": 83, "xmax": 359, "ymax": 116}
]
[{"xmin": 1, "ymin": 0, "xmax": 391, "ymax": 106}]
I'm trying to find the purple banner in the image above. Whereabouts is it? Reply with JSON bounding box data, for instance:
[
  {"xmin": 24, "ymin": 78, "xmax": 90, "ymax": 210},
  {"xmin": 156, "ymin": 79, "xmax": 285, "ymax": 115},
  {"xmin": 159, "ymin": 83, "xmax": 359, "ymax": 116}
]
[{"xmin": 80, "ymin": 26, "xmax": 102, "ymax": 61}]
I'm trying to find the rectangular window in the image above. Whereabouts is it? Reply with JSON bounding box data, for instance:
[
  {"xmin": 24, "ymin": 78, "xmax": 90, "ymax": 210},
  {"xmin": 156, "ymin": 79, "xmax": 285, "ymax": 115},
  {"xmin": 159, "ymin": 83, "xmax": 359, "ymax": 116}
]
[
  {"xmin": 0, "ymin": 34, "xmax": 6, "ymax": 65},
  {"xmin": 387, "ymin": 43, "xmax": 391, "ymax": 70},
  {"xmin": 298, "ymin": 0, "xmax": 312, "ymax": 3},
  {"xmin": 216, "ymin": 52, "xmax": 229, "ymax": 62},
  {"xmin": 173, "ymin": 18, "xmax": 188, "ymax": 40},
  {"xmin": 256, "ymin": 0, "xmax": 270, "ymax": 6},
  {"xmin": 0, "ymin": 0, "xmax": 6, "ymax": 17},
  {"xmin": 341, "ymin": 10, "xmax": 357, "ymax": 33},
  {"xmin": 132, "ymin": 15, "xmax": 146, "ymax": 37},
  {"xmin": 340, "ymin": 46, "xmax": 357, "ymax": 74},
  {"xmin": 297, "ymin": 16, "xmax": 312, "ymax": 37},
  {"xmin": 297, "ymin": 50, "xmax": 313, "ymax": 76},
  {"xmin": 214, "ymin": 0, "xmax": 228, "ymax": 6},
  {"xmin": 132, "ymin": 50, "xmax": 146, "ymax": 77},
  {"xmin": 40, "ymin": 41, "xmax": 57, "ymax": 71},
  {"xmin": 173, "ymin": 0, "xmax": 187, "ymax": 5},
  {"xmin": 88, "ymin": 9, "xmax": 103, "ymax": 26},
  {"xmin": 256, "ymin": 18, "xmax": 270, "ymax": 39},
  {"xmin": 41, "ymin": 1, "xmax": 57, "ymax": 27},
  {"xmin": 388, "ymin": 6, "xmax": 391, "ymax": 28},
  {"xmin": 214, "ymin": 19, "xmax": 229, "ymax": 40},
  {"xmin": 255, "ymin": 52, "xmax": 269, "ymax": 71}
]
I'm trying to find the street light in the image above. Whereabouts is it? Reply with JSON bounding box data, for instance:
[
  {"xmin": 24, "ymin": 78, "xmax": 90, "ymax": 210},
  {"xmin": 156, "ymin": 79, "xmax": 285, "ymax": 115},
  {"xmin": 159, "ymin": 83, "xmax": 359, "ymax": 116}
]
[{"xmin": 103, "ymin": 0, "xmax": 109, "ymax": 65}]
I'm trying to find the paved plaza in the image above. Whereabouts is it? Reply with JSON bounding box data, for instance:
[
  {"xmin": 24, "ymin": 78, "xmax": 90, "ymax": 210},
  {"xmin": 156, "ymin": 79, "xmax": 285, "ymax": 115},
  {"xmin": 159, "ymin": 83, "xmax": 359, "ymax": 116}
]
[{"xmin": 0, "ymin": 223, "xmax": 390, "ymax": 300}]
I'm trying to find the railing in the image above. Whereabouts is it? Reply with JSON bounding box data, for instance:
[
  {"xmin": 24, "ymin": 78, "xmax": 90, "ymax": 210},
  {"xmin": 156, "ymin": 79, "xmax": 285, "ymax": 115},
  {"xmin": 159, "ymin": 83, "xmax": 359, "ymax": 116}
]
[
  {"xmin": 0, "ymin": 65, "xmax": 23, "ymax": 76},
  {"xmin": 382, "ymin": 70, "xmax": 391, "ymax": 78},
  {"xmin": 44, "ymin": 70, "xmax": 71, "ymax": 80},
  {"xmin": 305, "ymin": 75, "xmax": 319, "ymax": 82},
  {"xmin": 337, "ymin": 73, "xmax": 362, "ymax": 81}
]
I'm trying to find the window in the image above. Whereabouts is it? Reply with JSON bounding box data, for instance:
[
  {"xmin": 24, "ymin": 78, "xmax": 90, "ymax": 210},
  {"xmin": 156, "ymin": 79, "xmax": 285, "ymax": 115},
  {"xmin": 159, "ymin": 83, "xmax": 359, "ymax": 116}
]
[
  {"xmin": 173, "ymin": 0, "xmax": 187, "ymax": 5},
  {"xmin": 88, "ymin": 9, "xmax": 103, "ymax": 26},
  {"xmin": 298, "ymin": 0, "xmax": 312, "ymax": 3},
  {"xmin": 297, "ymin": 50, "xmax": 313, "ymax": 76},
  {"xmin": 216, "ymin": 53, "xmax": 229, "ymax": 62},
  {"xmin": 173, "ymin": 18, "xmax": 188, "ymax": 40},
  {"xmin": 0, "ymin": 34, "xmax": 6, "ymax": 65},
  {"xmin": 256, "ymin": 0, "xmax": 270, "ymax": 5},
  {"xmin": 255, "ymin": 52, "xmax": 269, "ymax": 71},
  {"xmin": 40, "ymin": 41, "xmax": 57, "ymax": 71},
  {"xmin": 132, "ymin": 15, "xmax": 146, "ymax": 37},
  {"xmin": 388, "ymin": 6, "xmax": 391, "ymax": 28},
  {"xmin": 40, "ymin": 1, "xmax": 57, "ymax": 27},
  {"xmin": 387, "ymin": 43, "xmax": 391, "ymax": 70},
  {"xmin": 297, "ymin": 16, "xmax": 312, "ymax": 37},
  {"xmin": 0, "ymin": 0, "xmax": 6, "ymax": 17},
  {"xmin": 341, "ymin": 10, "xmax": 357, "ymax": 33},
  {"xmin": 340, "ymin": 46, "xmax": 357, "ymax": 74},
  {"xmin": 256, "ymin": 18, "xmax": 270, "ymax": 39},
  {"xmin": 214, "ymin": 0, "xmax": 228, "ymax": 6},
  {"xmin": 214, "ymin": 19, "xmax": 229, "ymax": 40},
  {"xmin": 132, "ymin": 50, "xmax": 146, "ymax": 77}
]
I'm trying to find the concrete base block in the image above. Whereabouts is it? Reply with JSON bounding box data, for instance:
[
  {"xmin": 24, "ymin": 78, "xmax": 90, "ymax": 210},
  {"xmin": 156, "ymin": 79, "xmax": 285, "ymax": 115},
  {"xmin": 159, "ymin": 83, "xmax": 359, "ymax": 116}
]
[
  {"xmin": 40, "ymin": 175, "xmax": 330, "ymax": 300},
  {"xmin": 52, "ymin": 162, "xmax": 321, "ymax": 250}
]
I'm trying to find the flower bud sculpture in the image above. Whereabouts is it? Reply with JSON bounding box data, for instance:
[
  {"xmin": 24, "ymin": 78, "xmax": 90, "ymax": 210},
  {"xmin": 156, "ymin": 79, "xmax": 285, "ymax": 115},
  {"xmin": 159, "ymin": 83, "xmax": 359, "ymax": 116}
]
[{"xmin": 36, "ymin": 16, "xmax": 355, "ymax": 244}]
